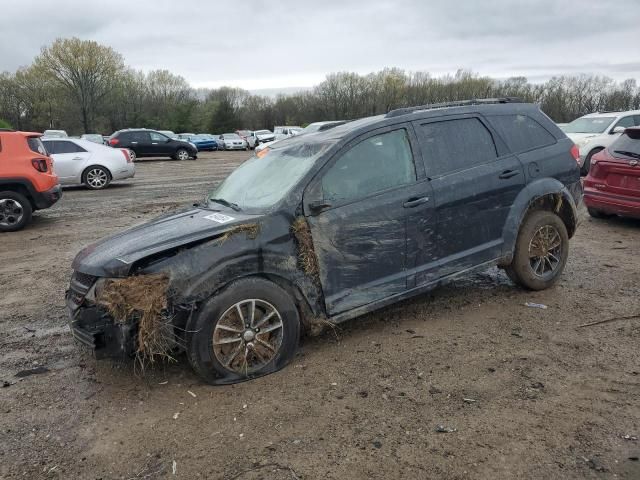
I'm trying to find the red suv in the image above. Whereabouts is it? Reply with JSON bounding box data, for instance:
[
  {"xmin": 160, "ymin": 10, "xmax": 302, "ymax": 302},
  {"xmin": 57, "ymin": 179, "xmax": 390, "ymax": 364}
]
[
  {"xmin": 584, "ymin": 127, "xmax": 640, "ymax": 219},
  {"xmin": 0, "ymin": 129, "xmax": 61, "ymax": 231}
]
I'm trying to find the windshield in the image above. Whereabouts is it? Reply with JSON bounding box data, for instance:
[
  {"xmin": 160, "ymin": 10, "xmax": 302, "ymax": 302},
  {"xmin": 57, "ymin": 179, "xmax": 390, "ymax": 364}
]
[
  {"xmin": 564, "ymin": 117, "xmax": 615, "ymax": 134},
  {"xmin": 208, "ymin": 141, "xmax": 333, "ymax": 211},
  {"xmin": 610, "ymin": 130, "xmax": 640, "ymax": 159},
  {"xmin": 255, "ymin": 130, "xmax": 271, "ymax": 135},
  {"xmin": 223, "ymin": 134, "xmax": 240, "ymax": 139}
]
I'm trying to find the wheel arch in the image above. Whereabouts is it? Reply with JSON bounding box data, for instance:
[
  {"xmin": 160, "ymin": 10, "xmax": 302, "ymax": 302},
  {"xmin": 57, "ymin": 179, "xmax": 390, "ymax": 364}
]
[
  {"xmin": 82, "ymin": 164, "xmax": 113, "ymax": 181},
  {"xmin": 0, "ymin": 179, "xmax": 37, "ymax": 209},
  {"xmin": 500, "ymin": 178, "xmax": 579, "ymax": 265}
]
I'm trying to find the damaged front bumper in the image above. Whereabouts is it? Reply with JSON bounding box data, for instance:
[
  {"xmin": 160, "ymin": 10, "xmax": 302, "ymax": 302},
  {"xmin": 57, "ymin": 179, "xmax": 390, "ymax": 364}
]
[{"xmin": 66, "ymin": 272, "xmax": 137, "ymax": 359}]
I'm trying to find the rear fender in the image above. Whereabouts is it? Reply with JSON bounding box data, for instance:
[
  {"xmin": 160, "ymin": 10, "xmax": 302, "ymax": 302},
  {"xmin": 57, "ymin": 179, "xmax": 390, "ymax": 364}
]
[{"xmin": 500, "ymin": 178, "xmax": 579, "ymax": 264}]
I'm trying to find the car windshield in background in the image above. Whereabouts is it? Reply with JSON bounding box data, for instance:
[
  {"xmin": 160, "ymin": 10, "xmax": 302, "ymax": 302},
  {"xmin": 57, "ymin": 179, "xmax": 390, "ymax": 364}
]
[
  {"xmin": 255, "ymin": 130, "xmax": 271, "ymax": 135},
  {"xmin": 223, "ymin": 134, "xmax": 241, "ymax": 139},
  {"xmin": 564, "ymin": 117, "xmax": 615, "ymax": 134},
  {"xmin": 208, "ymin": 141, "xmax": 333, "ymax": 211},
  {"xmin": 610, "ymin": 130, "xmax": 640, "ymax": 159}
]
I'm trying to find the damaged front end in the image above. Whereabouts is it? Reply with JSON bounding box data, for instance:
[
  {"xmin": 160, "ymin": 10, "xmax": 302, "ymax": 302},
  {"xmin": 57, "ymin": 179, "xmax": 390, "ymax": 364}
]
[{"xmin": 66, "ymin": 271, "xmax": 182, "ymax": 363}]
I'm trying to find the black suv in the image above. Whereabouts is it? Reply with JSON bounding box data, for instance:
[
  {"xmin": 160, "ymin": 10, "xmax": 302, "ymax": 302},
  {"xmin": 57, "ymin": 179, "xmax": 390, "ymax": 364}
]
[
  {"xmin": 67, "ymin": 99, "xmax": 582, "ymax": 384},
  {"xmin": 108, "ymin": 129, "xmax": 197, "ymax": 161}
]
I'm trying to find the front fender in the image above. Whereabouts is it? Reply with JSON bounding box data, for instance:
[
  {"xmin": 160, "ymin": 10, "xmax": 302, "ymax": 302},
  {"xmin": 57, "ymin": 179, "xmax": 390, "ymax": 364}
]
[{"xmin": 501, "ymin": 178, "xmax": 580, "ymax": 262}]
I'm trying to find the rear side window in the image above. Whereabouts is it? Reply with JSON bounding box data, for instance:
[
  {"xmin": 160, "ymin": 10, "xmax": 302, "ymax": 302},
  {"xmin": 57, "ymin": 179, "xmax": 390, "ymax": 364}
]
[
  {"xmin": 614, "ymin": 116, "xmax": 637, "ymax": 130},
  {"xmin": 415, "ymin": 118, "xmax": 497, "ymax": 177},
  {"xmin": 51, "ymin": 141, "xmax": 87, "ymax": 154},
  {"xmin": 27, "ymin": 137, "xmax": 47, "ymax": 155},
  {"xmin": 322, "ymin": 128, "xmax": 416, "ymax": 204},
  {"xmin": 490, "ymin": 114, "xmax": 556, "ymax": 153}
]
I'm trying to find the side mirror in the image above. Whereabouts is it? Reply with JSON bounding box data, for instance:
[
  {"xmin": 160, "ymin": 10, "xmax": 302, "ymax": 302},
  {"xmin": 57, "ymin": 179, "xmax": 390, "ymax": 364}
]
[{"xmin": 611, "ymin": 126, "xmax": 626, "ymax": 134}]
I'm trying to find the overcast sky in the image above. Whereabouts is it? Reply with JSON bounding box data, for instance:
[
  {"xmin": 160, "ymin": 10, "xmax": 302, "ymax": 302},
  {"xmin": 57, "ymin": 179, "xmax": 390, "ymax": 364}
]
[{"xmin": 1, "ymin": 0, "xmax": 638, "ymax": 90}]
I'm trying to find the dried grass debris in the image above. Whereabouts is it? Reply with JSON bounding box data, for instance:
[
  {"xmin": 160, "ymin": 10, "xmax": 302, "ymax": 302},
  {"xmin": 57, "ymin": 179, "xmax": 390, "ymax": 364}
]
[{"xmin": 291, "ymin": 217, "xmax": 320, "ymax": 282}]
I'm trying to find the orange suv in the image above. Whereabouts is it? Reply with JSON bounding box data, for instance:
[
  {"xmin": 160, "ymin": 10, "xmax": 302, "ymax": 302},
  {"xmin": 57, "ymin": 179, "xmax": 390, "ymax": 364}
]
[{"xmin": 0, "ymin": 129, "xmax": 61, "ymax": 231}]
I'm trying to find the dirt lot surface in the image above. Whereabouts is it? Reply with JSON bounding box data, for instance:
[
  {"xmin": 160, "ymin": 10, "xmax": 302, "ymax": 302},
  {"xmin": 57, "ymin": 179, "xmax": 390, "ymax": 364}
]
[{"xmin": 1, "ymin": 151, "xmax": 639, "ymax": 479}]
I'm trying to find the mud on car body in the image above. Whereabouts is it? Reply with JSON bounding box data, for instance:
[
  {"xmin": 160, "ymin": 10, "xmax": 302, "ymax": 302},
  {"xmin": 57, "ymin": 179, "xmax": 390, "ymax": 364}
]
[{"xmin": 67, "ymin": 98, "xmax": 583, "ymax": 385}]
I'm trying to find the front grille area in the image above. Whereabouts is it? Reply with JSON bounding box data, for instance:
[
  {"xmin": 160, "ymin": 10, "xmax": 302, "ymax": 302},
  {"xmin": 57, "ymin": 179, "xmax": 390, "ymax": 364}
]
[{"xmin": 73, "ymin": 271, "xmax": 96, "ymax": 288}]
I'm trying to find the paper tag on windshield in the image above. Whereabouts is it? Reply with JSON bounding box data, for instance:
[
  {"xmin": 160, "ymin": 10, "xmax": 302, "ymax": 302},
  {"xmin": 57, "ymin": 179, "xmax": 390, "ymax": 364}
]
[{"xmin": 204, "ymin": 213, "xmax": 235, "ymax": 223}]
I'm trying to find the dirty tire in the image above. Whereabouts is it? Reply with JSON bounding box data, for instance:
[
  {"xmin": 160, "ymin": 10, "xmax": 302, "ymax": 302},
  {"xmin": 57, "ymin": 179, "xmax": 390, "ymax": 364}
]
[
  {"xmin": 587, "ymin": 207, "xmax": 610, "ymax": 219},
  {"xmin": 0, "ymin": 191, "xmax": 32, "ymax": 232},
  {"xmin": 186, "ymin": 277, "xmax": 300, "ymax": 385},
  {"xmin": 581, "ymin": 147, "xmax": 603, "ymax": 176},
  {"xmin": 82, "ymin": 166, "xmax": 111, "ymax": 190},
  {"xmin": 505, "ymin": 210, "xmax": 569, "ymax": 291}
]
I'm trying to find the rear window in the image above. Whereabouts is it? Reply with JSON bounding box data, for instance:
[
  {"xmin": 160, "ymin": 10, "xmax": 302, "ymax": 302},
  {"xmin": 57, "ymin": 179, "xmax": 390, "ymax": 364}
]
[
  {"xmin": 415, "ymin": 118, "xmax": 497, "ymax": 176},
  {"xmin": 27, "ymin": 137, "xmax": 47, "ymax": 155},
  {"xmin": 489, "ymin": 114, "xmax": 556, "ymax": 153},
  {"xmin": 610, "ymin": 131, "xmax": 640, "ymax": 159}
]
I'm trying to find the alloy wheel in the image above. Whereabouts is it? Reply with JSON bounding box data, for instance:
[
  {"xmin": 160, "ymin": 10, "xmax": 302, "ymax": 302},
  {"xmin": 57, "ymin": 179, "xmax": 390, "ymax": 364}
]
[
  {"xmin": 0, "ymin": 198, "xmax": 24, "ymax": 227},
  {"xmin": 212, "ymin": 299, "xmax": 284, "ymax": 375},
  {"xmin": 528, "ymin": 225, "xmax": 563, "ymax": 277},
  {"xmin": 177, "ymin": 149, "xmax": 189, "ymax": 161},
  {"xmin": 86, "ymin": 168, "xmax": 109, "ymax": 189}
]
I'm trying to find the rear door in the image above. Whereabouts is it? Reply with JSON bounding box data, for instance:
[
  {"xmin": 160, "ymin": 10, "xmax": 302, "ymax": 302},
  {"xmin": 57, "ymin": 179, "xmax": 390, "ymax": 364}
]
[
  {"xmin": 131, "ymin": 131, "xmax": 152, "ymax": 156},
  {"xmin": 411, "ymin": 115, "xmax": 524, "ymax": 284},
  {"xmin": 304, "ymin": 125, "xmax": 434, "ymax": 315}
]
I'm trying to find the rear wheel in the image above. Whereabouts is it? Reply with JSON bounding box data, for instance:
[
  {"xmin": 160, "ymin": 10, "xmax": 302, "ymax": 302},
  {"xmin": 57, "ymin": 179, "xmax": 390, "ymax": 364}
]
[
  {"xmin": 505, "ymin": 210, "xmax": 569, "ymax": 290},
  {"xmin": 83, "ymin": 166, "xmax": 111, "ymax": 190},
  {"xmin": 581, "ymin": 147, "xmax": 603, "ymax": 176},
  {"xmin": 0, "ymin": 191, "xmax": 32, "ymax": 232},
  {"xmin": 127, "ymin": 149, "xmax": 136, "ymax": 162},
  {"xmin": 186, "ymin": 277, "xmax": 300, "ymax": 384}
]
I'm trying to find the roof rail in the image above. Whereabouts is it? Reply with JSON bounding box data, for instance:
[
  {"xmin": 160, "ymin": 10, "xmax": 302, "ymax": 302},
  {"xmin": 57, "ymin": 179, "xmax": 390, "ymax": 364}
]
[
  {"xmin": 0, "ymin": 128, "xmax": 15, "ymax": 132},
  {"xmin": 385, "ymin": 97, "xmax": 524, "ymax": 118}
]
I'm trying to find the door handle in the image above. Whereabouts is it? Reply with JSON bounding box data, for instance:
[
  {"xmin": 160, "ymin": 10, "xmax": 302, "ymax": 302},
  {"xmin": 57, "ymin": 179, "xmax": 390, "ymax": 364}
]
[
  {"xmin": 72, "ymin": 156, "xmax": 83, "ymax": 160},
  {"xmin": 151, "ymin": 142, "xmax": 158, "ymax": 145},
  {"xmin": 403, "ymin": 196, "xmax": 430, "ymax": 208},
  {"xmin": 499, "ymin": 169, "xmax": 520, "ymax": 179},
  {"xmin": 131, "ymin": 142, "xmax": 138, "ymax": 144}
]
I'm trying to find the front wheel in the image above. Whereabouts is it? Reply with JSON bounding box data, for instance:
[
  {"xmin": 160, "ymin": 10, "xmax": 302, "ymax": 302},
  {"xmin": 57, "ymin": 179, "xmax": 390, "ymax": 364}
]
[
  {"xmin": 83, "ymin": 166, "xmax": 111, "ymax": 190},
  {"xmin": 176, "ymin": 148, "xmax": 190, "ymax": 161},
  {"xmin": 0, "ymin": 191, "xmax": 32, "ymax": 232},
  {"xmin": 186, "ymin": 277, "xmax": 300, "ymax": 385},
  {"xmin": 505, "ymin": 210, "xmax": 569, "ymax": 290},
  {"xmin": 127, "ymin": 149, "xmax": 136, "ymax": 162}
]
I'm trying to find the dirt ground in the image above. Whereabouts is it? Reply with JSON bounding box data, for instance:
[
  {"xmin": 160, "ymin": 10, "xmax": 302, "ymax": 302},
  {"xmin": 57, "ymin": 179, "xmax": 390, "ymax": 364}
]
[{"xmin": 1, "ymin": 151, "xmax": 639, "ymax": 480}]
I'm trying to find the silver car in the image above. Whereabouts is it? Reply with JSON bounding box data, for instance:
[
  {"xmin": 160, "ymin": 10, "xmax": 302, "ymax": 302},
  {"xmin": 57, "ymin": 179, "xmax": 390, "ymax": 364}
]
[
  {"xmin": 219, "ymin": 133, "xmax": 248, "ymax": 150},
  {"xmin": 42, "ymin": 138, "xmax": 135, "ymax": 190}
]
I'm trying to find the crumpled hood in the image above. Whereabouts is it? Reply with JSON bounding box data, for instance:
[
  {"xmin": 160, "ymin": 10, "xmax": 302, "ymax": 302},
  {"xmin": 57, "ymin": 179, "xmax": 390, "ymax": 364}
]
[{"xmin": 73, "ymin": 207, "xmax": 263, "ymax": 277}]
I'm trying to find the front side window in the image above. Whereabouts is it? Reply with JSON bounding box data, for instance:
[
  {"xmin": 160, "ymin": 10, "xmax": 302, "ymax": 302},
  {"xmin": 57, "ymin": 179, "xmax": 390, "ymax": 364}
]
[
  {"xmin": 614, "ymin": 116, "xmax": 635, "ymax": 130},
  {"xmin": 150, "ymin": 132, "xmax": 169, "ymax": 142},
  {"xmin": 321, "ymin": 129, "xmax": 416, "ymax": 204},
  {"xmin": 489, "ymin": 114, "xmax": 556, "ymax": 153},
  {"xmin": 416, "ymin": 118, "xmax": 497, "ymax": 177}
]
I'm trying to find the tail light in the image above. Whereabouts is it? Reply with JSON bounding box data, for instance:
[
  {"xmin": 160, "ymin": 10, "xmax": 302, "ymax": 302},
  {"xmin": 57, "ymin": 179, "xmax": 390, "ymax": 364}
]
[
  {"xmin": 31, "ymin": 158, "xmax": 48, "ymax": 173},
  {"xmin": 570, "ymin": 144, "xmax": 580, "ymax": 163},
  {"xmin": 109, "ymin": 138, "xmax": 119, "ymax": 146},
  {"xmin": 120, "ymin": 149, "xmax": 132, "ymax": 163}
]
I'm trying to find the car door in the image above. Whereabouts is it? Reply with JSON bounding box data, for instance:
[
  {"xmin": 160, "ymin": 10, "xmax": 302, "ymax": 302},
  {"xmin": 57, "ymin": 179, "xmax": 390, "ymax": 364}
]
[
  {"xmin": 411, "ymin": 115, "xmax": 524, "ymax": 285},
  {"xmin": 130, "ymin": 131, "xmax": 152, "ymax": 156},
  {"xmin": 303, "ymin": 125, "xmax": 434, "ymax": 315},
  {"xmin": 149, "ymin": 131, "xmax": 172, "ymax": 155},
  {"xmin": 47, "ymin": 140, "xmax": 91, "ymax": 183}
]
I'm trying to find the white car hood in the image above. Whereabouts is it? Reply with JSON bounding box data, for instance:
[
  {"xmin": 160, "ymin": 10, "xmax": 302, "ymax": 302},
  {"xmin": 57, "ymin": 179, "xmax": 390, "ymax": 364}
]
[{"xmin": 565, "ymin": 132, "xmax": 599, "ymax": 143}]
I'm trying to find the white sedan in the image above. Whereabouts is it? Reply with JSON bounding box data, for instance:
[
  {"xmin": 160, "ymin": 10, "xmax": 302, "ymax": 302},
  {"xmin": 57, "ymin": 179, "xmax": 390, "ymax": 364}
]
[{"xmin": 42, "ymin": 138, "xmax": 135, "ymax": 190}]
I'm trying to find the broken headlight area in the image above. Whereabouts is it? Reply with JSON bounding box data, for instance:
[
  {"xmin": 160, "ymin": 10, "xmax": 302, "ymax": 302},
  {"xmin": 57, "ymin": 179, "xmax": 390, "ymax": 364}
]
[{"xmin": 68, "ymin": 272, "xmax": 187, "ymax": 365}]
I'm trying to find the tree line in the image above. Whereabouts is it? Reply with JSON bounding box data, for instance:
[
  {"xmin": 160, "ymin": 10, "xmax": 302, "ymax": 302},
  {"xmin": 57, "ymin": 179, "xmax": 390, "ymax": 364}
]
[{"xmin": 1, "ymin": 37, "xmax": 639, "ymax": 135}]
